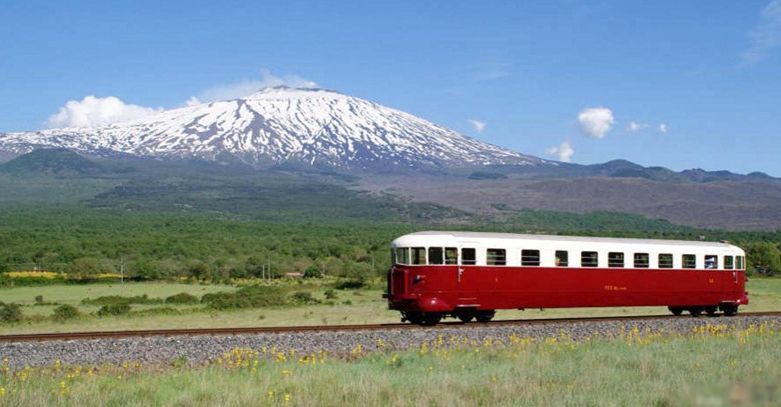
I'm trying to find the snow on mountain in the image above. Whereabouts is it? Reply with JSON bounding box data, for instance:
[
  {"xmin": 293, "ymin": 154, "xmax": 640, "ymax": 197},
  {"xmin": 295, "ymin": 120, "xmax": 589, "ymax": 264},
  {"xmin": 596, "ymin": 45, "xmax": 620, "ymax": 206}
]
[{"xmin": 0, "ymin": 87, "xmax": 544, "ymax": 169}]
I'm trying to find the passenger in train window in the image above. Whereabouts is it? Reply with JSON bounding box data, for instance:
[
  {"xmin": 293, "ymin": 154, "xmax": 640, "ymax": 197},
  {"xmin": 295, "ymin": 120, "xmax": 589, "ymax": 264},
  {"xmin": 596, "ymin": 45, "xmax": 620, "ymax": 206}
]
[
  {"xmin": 444, "ymin": 247, "xmax": 458, "ymax": 265},
  {"xmin": 555, "ymin": 250, "xmax": 568, "ymax": 267},
  {"xmin": 704, "ymin": 255, "xmax": 717, "ymax": 269}
]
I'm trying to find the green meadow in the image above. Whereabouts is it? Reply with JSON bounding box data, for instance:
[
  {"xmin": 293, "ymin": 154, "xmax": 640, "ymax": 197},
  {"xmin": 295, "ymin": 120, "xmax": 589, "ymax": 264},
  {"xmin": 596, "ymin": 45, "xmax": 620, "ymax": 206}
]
[
  {"xmin": 1, "ymin": 320, "xmax": 779, "ymax": 406},
  {"xmin": 1, "ymin": 278, "xmax": 779, "ymax": 335}
]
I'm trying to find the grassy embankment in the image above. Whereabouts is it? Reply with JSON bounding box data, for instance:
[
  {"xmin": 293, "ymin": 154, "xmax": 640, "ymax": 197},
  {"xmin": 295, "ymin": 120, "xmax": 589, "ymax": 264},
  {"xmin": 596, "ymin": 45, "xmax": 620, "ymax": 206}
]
[
  {"xmin": 1, "ymin": 321, "xmax": 779, "ymax": 405},
  {"xmin": 1, "ymin": 278, "xmax": 779, "ymax": 335}
]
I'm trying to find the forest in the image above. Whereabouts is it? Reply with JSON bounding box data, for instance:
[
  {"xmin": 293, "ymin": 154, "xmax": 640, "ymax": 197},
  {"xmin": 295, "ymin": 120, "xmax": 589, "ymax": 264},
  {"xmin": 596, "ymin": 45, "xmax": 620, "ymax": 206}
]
[{"xmin": 1, "ymin": 205, "xmax": 779, "ymax": 285}]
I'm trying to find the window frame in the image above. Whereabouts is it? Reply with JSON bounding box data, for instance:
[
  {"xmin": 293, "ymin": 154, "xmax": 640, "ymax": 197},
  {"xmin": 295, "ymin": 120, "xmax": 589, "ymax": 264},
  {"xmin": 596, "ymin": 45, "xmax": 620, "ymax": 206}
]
[
  {"xmin": 658, "ymin": 253, "xmax": 673, "ymax": 269},
  {"xmin": 521, "ymin": 249, "xmax": 541, "ymax": 266},
  {"xmin": 633, "ymin": 253, "xmax": 649, "ymax": 268},
  {"xmin": 486, "ymin": 248, "xmax": 506, "ymax": 266},
  {"xmin": 461, "ymin": 248, "xmax": 477, "ymax": 266},
  {"xmin": 445, "ymin": 247, "xmax": 458, "ymax": 265},
  {"xmin": 396, "ymin": 248, "xmax": 410, "ymax": 265},
  {"xmin": 682, "ymin": 254, "xmax": 696, "ymax": 269},
  {"xmin": 608, "ymin": 252, "xmax": 624, "ymax": 268},
  {"xmin": 724, "ymin": 255, "xmax": 734, "ymax": 270},
  {"xmin": 411, "ymin": 247, "xmax": 426, "ymax": 265},
  {"xmin": 704, "ymin": 254, "xmax": 718, "ymax": 270},
  {"xmin": 581, "ymin": 251, "xmax": 599, "ymax": 268},
  {"xmin": 555, "ymin": 250, "xmax": 569, "ymax": 267},
  {"xmin": 428, "ymin": 247, "xmax": 444, "ymax": 265},
  {"xmin": 736, "ymin": 256, "xmax": 744, "ymax": 270}
]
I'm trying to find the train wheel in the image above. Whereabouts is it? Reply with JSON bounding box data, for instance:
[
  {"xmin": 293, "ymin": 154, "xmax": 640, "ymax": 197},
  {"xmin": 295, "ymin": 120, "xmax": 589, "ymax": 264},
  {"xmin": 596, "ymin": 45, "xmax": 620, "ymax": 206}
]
[
  {"xmin": 689, "ymin": 307, "xmax": 703, "ymax": 317},
  {"xmin": 721, "ymin": 304, "xmax": 738, "ymax": 317},
  {"xmin": 475, "ymin": 310, "xmax": 495, "ymax": 323},
  {"xmin": 421, "ymin": 313, "xmax": 442, "ymax": 326},
  {"xmin": 403, "ymin": 311, "xmax": 423, "ymax": 325},
  {"xmin": 705, "ymin": 306, "xmax": 718, "ymax": 316},
  {"xmin": 456, "ymin": 311, "xmax": 475, "ymax": 323},
  {"xmin": 668, "ymin": 306, "xmax": 684, "ymax": 316}
]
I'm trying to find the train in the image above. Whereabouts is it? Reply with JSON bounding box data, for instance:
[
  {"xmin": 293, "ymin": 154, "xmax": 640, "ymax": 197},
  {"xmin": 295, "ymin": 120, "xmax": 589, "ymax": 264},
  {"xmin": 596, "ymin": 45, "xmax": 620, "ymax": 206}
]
[{"xmin": 384, "ymin": 231, "xmax": 749, "ymax": 325}]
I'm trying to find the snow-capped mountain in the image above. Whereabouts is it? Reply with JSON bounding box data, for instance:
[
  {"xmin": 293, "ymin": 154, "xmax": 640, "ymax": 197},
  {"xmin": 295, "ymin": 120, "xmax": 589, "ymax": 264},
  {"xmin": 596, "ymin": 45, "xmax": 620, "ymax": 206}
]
[{"xmin": 0, "ymin": 87, "xmax": 544, "ymax": 169}]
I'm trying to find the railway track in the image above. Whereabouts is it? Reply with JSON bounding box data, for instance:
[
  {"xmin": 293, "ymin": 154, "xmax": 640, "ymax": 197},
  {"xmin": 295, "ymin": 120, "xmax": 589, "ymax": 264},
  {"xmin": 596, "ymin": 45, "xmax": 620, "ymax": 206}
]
[{"xmin": 2, "ymin": 311, "xmax": 780, "ymax": 343}]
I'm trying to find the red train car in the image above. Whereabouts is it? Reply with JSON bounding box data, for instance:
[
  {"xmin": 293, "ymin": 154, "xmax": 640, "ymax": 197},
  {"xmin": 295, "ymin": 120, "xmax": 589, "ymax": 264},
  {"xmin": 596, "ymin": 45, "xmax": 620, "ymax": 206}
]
[{"xmin": 385, "ymin": 231, "xmax": 749, "ymax": 325}]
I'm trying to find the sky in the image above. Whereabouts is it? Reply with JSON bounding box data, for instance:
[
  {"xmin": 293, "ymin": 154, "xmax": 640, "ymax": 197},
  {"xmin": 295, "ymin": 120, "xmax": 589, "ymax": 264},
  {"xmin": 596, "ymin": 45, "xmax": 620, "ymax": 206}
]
[{"xmin": 1, "ymin": 1, "xmax": 780, "ymax": 175}]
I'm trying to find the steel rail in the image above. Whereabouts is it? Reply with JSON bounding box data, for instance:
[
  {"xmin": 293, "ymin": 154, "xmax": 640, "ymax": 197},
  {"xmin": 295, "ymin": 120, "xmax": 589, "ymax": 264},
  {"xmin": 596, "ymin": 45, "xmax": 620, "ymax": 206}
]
[{"xmin": 2, "ymin": 311, "xmax": 780, "ymax": 343}]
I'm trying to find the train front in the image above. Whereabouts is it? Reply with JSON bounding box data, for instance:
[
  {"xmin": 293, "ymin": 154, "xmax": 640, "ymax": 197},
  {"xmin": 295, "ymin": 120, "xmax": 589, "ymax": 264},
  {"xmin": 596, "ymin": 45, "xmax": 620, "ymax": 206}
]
[{"xmin": 384, "ymin": 232, "xmax": 458, "ymax": 322}]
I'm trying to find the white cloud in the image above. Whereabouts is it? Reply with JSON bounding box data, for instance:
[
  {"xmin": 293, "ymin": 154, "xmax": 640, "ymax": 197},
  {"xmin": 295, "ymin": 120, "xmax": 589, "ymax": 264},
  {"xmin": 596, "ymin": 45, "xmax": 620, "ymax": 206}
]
[
  {"xmin": 185, "ymin": 96, "xmax": 202, "ymax": 107},
  {"xmin": 46, "ymin": 95, "xmax": 161, "ymax": 128},
  {"xmin": 193, "ymin": 69, "xmax": 318, "ymax": 103},
  {"xmin": 658, "ymin": 123, "xmax": 668, "ymax": 133},
  {"xmin": 627, "ymin": 121, "xmax": 648, "ymax": 132},
  {"xmin": 741, "ymin": 0, "xmax": 781, "ymax": 65},
  {"xmin": 468, "ymin": 119, "xmax": 486, "ymax": 133},
  {"xmin": 546, "ymin": 141, "xmax": 575, "ymax": 163},
  {"xmin": 577, "ymin": 107, "xmax": 614, "ymax": 138}
]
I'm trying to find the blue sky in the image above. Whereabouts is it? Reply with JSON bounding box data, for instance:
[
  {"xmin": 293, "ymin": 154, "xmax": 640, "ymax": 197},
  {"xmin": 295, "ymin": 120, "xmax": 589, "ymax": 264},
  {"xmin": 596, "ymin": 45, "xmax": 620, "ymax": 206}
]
[{"xmin": 1, "ymin": 1, "xmax": 780, "ymax": 174}]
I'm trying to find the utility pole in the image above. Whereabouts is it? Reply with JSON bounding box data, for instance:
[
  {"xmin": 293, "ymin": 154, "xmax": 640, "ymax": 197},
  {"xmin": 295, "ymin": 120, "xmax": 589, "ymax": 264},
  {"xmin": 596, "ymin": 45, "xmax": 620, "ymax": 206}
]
[
  {"xmin": 267, "ymin": 254, "xmax": 271, "ymax": 282},
  {"xmin": 119, "ymin": 255, "xmax": 125, "ymax": 284}
]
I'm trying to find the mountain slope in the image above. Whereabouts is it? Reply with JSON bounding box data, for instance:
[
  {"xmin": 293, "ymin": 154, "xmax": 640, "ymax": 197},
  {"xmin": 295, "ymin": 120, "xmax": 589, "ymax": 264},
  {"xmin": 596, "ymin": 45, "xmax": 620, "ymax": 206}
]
[
  {"xmin": 0, "ymin": 148, "xmax": 106, "ymax": 176},
  {"xmin": 0, "ymin": 87, "xmax": 543, "ymax": 170}
]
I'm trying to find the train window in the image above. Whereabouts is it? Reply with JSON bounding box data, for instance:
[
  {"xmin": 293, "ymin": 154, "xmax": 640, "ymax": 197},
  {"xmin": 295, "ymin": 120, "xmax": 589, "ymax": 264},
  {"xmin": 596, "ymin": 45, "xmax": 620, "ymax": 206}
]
[
  {"xmin": 428, "ymin": 247, "xmax": 444, "ymax": 265},
  {"xmin": 486, "ymin": 249, "xmax": 506, "ymax": 266},
  {"xmin": 658, "ymin": 254, "xmax": 673, "ymax": 268},
  {"xmin": 634, "ymin": 253, "xmax": 649, "ymax": 268},
  {"xmin": 736, "ymin": 256, "xmax": 744, "ymax": 269},
  {"xmin": 704, "ymin": 255, "xmax": 718, "ymax": 269},
  {"xmin": 581, "ymin": 251, "xmax": 598, "ymax": 267},
  {"xmin": 396, "ymin": 248, "xmax": 409, "ymax": 265},
  {"xmin": 521, "ymin": 250, "xmax": 540, "ymax": 266},
  {"xmin": 461, "ymin": 248, "xmax": 476, "ymax": 265},
  {"xmin": 445, "ymin": 247, "xmax": 458, "ymax": 265},
  {"xmin": 682, "ymin": 254, "xmax": 696, "ymax": 269},
  {"xmin": 411, "ymin": 247, "xmax": 426, "ymax": 265},
  {"xmin": 724, "ymin": 256, "xmax": 734, "ymax": 270},
  {"xmin": 608, "ymin": 252, "xmax": 624, "ymax": 268},
  {"xmin": 555, "ymin": 250, "xmax": 568, "ymax": 267}
]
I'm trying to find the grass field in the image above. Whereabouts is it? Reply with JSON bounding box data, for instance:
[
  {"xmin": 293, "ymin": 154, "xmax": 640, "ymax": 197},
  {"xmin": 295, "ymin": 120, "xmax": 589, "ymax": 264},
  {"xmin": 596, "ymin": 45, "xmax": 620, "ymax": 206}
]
[
  {"xmin": 1, "ymin": 278, "xmax": 780, "ymax": 335},
  {"xmin": 1, "ymin": 320, "xmax": 779, "ymax": 406}
]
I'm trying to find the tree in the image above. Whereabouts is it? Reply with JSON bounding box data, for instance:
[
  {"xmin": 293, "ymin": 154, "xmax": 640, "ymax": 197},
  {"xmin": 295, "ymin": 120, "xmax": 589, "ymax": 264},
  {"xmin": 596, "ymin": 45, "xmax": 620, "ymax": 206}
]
[
  {"xmin": 303, "ymin": 265, "xmax": 322, "ymax": 279},
  {"xmin": 744, "ymin": 242, "xmax": 781, "ymax": 276}
]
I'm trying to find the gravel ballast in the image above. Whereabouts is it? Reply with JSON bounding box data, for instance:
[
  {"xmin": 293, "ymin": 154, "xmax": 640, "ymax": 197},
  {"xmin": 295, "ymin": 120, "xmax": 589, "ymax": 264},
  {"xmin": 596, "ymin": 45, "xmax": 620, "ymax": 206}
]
[{"xmin": 2, "ymin": 315, "xmax": 780, "ymax": 370}]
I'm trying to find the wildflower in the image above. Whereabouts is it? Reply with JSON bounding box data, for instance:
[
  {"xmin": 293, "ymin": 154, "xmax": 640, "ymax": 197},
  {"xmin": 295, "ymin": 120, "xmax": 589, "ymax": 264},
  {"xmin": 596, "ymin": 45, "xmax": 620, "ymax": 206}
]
[
  {"xmin": 284, "ymin": 393, "xmax": 291, "ymax": 404},
  {"xmin": 0, "ymin": 386, "xmax": 5, "ymax": 398}
]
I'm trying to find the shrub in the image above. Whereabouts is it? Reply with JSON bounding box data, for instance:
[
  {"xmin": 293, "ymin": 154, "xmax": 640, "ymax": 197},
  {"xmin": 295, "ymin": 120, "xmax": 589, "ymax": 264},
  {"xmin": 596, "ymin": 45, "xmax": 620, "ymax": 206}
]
[
  {"xmin": 303, "ymin": 265, "xmax": 322, "ymax": 279},
  {"xmin": 290, "ymin": 291, "xmax": 320, "ymax": 305},
  {"xmin": 0, "ymin": 303, "xmax": 23, "ymax": 323},
  {"xmin": 324, "ymin": 289, "xmax": 338, "ymax": 299},
  {"xmin": 202, "ymin": 285, "xmax": 287, "ymax": 310},
  {"xmin": 53, "ymin": 304, "xmax": 80, "ymax": 321},
  {"xmin": 165, "ymin": 292, "xmax": 199, "ymax": 304},
  {"xmin": 334, "ymin": 279, "xmax": 365, "ymax": 290},
  {"xmin": 97, "ymin": 303, "xmax": 131, "ymax": 316},
  {"xmin": 35, "ymin": 295, "xmax": 44, "ymax": 304},
  {"xmin": 82, "ymin": 295, "xmax": 162, "ymax": 306}
]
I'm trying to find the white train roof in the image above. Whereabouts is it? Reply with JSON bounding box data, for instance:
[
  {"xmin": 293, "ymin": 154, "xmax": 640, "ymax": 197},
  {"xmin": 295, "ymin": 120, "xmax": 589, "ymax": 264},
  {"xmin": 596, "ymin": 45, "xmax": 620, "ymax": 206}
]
[{"xmin": 392, "ymin": 231, "xmax": 743, "ymax": 254}]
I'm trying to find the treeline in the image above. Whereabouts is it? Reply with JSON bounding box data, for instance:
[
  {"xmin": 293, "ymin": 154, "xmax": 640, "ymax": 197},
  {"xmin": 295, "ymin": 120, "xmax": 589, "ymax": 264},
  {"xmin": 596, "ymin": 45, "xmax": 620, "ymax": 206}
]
[
  {"xmin": 0, "ymin": 207, "xmax": 412, "ymax": 282},
  {"xmin": 1, "ymin": 207, "xmax": 780, "ymax": 281}
]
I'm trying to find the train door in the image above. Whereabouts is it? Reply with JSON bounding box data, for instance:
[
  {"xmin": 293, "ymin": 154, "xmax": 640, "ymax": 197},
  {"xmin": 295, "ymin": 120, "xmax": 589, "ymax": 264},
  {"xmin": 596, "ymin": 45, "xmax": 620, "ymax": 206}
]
[{"xmin": 456, "ymin": 246, "xmax": 481, "ymax": 303}]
